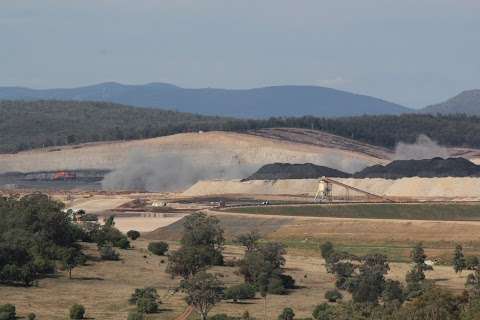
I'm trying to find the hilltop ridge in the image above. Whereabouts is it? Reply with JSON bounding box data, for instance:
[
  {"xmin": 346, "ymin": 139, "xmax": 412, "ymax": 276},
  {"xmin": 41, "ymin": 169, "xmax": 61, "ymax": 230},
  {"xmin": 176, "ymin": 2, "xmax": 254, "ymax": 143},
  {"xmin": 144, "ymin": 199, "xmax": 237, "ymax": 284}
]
[{"xmin": 0, "ymin": 82, "xmax": 411, "ymax": 118}]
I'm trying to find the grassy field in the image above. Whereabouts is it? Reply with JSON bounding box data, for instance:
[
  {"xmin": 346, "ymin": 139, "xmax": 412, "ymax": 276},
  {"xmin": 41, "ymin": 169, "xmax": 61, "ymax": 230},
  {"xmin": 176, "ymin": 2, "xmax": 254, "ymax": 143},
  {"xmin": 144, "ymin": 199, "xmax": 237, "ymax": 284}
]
[
  {"xmin": 223, "ymin": 203, "xmax": 480, "ymax": 221},
  {"xmin": 0, "ymin": 239, "xmax": 472, "ymax": 319}
]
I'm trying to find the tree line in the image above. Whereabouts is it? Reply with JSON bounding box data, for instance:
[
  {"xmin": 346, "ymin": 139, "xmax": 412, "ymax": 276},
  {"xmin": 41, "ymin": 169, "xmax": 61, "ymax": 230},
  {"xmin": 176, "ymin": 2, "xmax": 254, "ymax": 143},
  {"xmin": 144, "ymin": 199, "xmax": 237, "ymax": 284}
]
[{"xmin": 3, "ymin": 100, "xmax": 480, "ymax": 153}]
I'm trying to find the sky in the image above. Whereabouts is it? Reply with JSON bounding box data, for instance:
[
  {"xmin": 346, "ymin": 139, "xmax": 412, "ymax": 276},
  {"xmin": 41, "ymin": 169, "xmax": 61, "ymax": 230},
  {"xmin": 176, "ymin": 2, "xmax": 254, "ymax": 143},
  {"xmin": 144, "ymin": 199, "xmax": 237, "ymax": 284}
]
[{"xmin": 0, "ymin": 0, "xmax": 479, "ymax": 108}]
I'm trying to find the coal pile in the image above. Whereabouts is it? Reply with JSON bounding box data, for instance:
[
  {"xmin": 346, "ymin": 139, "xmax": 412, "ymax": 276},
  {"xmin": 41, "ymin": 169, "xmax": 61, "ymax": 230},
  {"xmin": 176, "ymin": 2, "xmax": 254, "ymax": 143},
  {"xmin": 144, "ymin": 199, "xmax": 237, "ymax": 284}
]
[
  {"xmin": 244, "ymin": 163, "xmax": 351, "ymax": 181},
  {"xmin": 354, "ymin": 157, "xmax": 480, "ymax": 179}
]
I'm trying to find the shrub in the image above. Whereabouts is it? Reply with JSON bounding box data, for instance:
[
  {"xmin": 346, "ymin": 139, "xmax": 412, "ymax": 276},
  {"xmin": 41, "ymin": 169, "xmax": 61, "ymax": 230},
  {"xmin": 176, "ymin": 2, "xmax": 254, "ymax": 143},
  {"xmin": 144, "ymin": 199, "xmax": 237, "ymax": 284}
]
[
  {"xmin": 130, "ymin": 287, "xmax": 160, "ymax": 314},
  {"xmin": 278, "ymin": 308, "xmax": 295, "ymax": 320},
  {"xmin": 209, "ymin": 315, "xmax": 231, "ymax": 320},
  {"xmin": 99, "ymin": 245, "xmax": 120, "ymax": 260},
  {"xmin": 280, "ymin": 274, "xmax": 296, "ymax": 289},
  {"xmin": 224, "ymin": 283, "xmax": 256, "ymax": 302},
  {"xmin": 136, "ymin": 297, "xmax": 159, "ymax": 314},
  {"xmin": 0, "ymin": 313, "xmax": 11, "ymax": 320},
  {"xmin": 127, "ymin": 312, "xmax": 144, "ymax": 320},
  {"xmin": 27, "ymin": 313, "xmax": 36, "ymax": 320},
  {"xmin": 94, "ymin": 224, "xmax": 127, "ymax": 248},
  {"xmin": 320, "ymin": 242, "xmax": 334, "ymax": 261},
  {"xmin": 115, "ymin": 237, "xmax": 131, "ymax": 249},
  {"xmin": 0, "ymin": 304, "xmax": 15, "ymax": 320},
  {"xmin": 324, "ymin": 290, "xmax": 343, "ymax": 303},
  {"xmin": 148, "ymin": 242, "xmax": 169, "ymax": 256},
  {"xmin": 127, "ymin": 230, "xmax": 141, "ymax": 240},
  {"xmin": 78, "ymin": 213, "xmax": 98, "ymax": 222},
  {"xmin": 382, "ymin": 279, "xmax": 404, "ymax": 304},
  {"xmin": 466, "ymin": 256, "xmax": 480, "ymax": 270},
  {"xmin": 268, "ymin": 276, "xmax": 287, "ymax": 295},
  {"xmin": 129, "ymin": 287, "xmax": 159, "ymax": 304},
  {"xmin": 69, "ymin": 304, "xmax": 85, "ymax": 319},
  {"xmin": 312, "ymin": 303, "xmax": 336, "ymax": 320}
]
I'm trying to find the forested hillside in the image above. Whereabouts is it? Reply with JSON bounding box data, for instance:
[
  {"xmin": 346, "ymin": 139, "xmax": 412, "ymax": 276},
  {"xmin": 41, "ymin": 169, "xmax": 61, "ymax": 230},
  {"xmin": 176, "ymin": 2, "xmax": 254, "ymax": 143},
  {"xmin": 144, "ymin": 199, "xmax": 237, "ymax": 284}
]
[
  {"xmin": 0, "ymin": 100, "xmax": 232, "ymax": 153},
  {"xmin": 2, "ymin": 100, "xmax": 480, "ymax": 153}
]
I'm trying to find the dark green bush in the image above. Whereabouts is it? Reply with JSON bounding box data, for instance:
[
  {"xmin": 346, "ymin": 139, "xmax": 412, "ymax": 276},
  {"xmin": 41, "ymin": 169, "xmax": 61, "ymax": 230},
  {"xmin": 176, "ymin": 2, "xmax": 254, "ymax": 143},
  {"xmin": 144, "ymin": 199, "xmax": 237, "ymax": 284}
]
[
  {"xmin": 280, "ymin": 274, "xmax": 296, "ymax": 289},
  {"xmin": 0, "ymin": 304, "xmax": 15, "ymax": 320},
  {"xmin": 69, "ymin": 304, "xmax": 85, "ymax": 319},
  {"xmin": 209, "ymin": 315, "xmax": 231, "ymax": 320},
  {"xmin": 127, "ymin": 312, "xmax": 144, "ymax": 320},
  {"xmin": 115, "ymin": 237, "xmax": 130, "ymax": 249},
  {"xmin": 466, "ymin": 256, "xmax": 480, "ymax": 270},
  {"xmin": 78, "ymin": 213, "xmax": 98, "ymax": 222},
  {"xmin": 27, "ymin": 313, "xmax": 36, "ymax": 320},
  {"xmin": 312, "ymin": 303, "xmax": 336, "ymax": 320},
  {"xmin": 224, "ymin": 283, "xmax": 256, "ymax": 302},
  {"xmin": 127, "ymin": 230, "xmax": 141, "ymax": 240},
  {"xmin": 148, "ymin": 242, "xmax": 169, "ymax": 256},
  {"xmin": 129, "ymin": 287, "xmax": 159, "ymax": 304},
  {"xmin": 278, "ymin": 308, "xmax": 295, "ymax": 320},
  {"xmin": 320, "ymin": 242, "xmax": 334, "ymax": 260},
  {"xmin": 0, "ymin": 313, "xmax": 11, "ymax": 320},
  {"xmin": 267, "ymin": 276, "xmax": 287, "ymax": 295},
  {"xmin": 94, "ymin": 225, "xmax": 127, "ymax": 248},
  {"xmin": 129, "ymin": 287, "xmax": 160, "ymax": 314},
  {"xmin": 324, "ymin": 290, "xmax": 343, "ymax": 302},
  {"xmin": 136, "ymin": 297, "xmax": 158, "ymax": 314},
  {"xmin": 99, "ymin": 245, "xmax": 120, "ymax": 260}
]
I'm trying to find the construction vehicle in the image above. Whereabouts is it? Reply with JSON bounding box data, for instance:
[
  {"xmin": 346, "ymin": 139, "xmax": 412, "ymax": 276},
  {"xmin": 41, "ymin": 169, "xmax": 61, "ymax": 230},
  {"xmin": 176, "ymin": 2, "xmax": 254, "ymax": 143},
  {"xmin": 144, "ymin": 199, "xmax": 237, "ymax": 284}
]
[{"xmin": 52, "ymin": 171, "xmax": 76, "ymax": 180}]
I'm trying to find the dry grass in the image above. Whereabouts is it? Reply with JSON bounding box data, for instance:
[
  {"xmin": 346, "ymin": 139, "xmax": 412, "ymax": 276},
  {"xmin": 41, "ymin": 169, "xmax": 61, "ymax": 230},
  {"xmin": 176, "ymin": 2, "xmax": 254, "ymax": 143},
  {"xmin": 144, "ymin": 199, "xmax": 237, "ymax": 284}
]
[
  {"xmin": 0, "ymin": 239, "xmax": 473, "ymax": 320},
  {"xmin": 114, "ymin": 216, "xmax": 186, "ymax": 233},
  {"xmin": 0, "ymin": 241, "xmax": 185, "ymax": 320}
]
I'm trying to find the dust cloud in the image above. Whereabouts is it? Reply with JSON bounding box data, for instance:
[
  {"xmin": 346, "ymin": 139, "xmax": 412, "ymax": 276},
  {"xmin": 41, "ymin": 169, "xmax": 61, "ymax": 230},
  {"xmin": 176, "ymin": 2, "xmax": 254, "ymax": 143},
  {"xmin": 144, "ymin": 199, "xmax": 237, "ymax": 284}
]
[
  {"xmin": 101, "ymin": 151, "xmax": 258, "ymax": 192},
  {"xmin": 393, "ymin": 135, "xmax": 449, "ymax": 160}
]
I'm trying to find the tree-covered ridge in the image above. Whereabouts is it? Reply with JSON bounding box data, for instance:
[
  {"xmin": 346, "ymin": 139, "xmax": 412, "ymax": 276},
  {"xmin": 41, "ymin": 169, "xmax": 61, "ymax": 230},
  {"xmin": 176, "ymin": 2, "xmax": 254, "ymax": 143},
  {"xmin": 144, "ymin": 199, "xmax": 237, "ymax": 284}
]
[
  {"xmin": 0, "ymin": 100, "xmax": 231, "ymax": 153},
  {"xmin": 2, "ymin": 100, "xmax": 480, "ymax": 153}
]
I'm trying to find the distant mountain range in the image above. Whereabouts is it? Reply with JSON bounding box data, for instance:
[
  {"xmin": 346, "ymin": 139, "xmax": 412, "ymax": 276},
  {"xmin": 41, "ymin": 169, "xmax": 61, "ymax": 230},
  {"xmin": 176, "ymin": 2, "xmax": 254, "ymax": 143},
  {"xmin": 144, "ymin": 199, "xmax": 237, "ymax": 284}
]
[
  {"xmin": 0, "ymin": 82, "xmax": 411, "ymax": 118},
  {"xmin": 422, "ymin": 90, "xmax": 480, "ymax": 115}
]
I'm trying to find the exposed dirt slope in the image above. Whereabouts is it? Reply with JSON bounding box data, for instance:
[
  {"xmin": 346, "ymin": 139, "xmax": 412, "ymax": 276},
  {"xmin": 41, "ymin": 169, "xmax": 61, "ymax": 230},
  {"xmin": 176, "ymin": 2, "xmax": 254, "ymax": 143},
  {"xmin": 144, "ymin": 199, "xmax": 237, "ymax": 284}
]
[
  {"xmin": 0, "ymin": 130, "xmax": 387, "ymax": 174},
  {"xmin": 249, "ymin": 128, "xmax": 392, "ymax": 160},
  {"xmin": 144, "ymin": 212, "xmax": 295, "ymax": 241},
  {"xmin": 183, "ymin": 177, "xmax": 480, "ymax": 200}
]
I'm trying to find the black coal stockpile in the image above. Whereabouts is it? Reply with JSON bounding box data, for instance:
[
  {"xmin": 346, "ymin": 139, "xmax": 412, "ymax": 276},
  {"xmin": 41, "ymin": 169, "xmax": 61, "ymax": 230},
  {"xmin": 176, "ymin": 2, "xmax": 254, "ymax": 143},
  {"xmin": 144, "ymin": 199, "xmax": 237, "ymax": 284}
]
[
  {"xmin": 244, "ymin": 163, "xmax": 351, "ymax": 181},
  {"xmin": 354, "ymin": 157, "xmax": 480, "ymax": 179}
]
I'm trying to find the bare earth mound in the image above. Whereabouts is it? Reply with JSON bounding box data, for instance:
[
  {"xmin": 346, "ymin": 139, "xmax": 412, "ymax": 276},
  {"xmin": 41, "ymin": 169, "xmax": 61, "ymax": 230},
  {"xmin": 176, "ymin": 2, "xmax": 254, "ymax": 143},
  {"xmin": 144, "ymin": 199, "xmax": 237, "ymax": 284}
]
[
  {"xmin": 244, "ymin": 162, "xmax": 351, "ymax": 180},
  {"xmin": 183, "ymin": 177, "xmax": 480, "ymax": 200},
  {"xmin": 145, "ymin": 213, "xmax": 294, "ymax": 241},
  {"xmin": 0, "ymin": 130, "xmax": 386, "ymax": 174},
  {"xmin": 249, "ymin": 128, "xmax": 392, "ymax": 160},
  {"xmin": 355, "ymin": 157, "xmax": 480, "ymax": 179}
]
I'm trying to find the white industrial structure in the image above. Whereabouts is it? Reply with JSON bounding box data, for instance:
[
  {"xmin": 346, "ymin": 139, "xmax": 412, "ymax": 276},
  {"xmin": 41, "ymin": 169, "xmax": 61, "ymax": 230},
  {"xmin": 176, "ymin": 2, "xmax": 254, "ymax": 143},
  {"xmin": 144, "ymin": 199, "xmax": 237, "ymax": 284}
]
[{"xmin": 314, "ymin": 177, "xmax": 393, "ymax": 203}]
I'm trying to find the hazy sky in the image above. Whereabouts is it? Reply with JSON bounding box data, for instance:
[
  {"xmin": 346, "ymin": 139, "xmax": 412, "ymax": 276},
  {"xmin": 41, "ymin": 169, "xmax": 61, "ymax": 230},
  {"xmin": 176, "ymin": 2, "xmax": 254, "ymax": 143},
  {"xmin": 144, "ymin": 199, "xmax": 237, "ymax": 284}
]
[{"xmin": 1, "ymin": 0, "xmax": 479, "ymax": 108}]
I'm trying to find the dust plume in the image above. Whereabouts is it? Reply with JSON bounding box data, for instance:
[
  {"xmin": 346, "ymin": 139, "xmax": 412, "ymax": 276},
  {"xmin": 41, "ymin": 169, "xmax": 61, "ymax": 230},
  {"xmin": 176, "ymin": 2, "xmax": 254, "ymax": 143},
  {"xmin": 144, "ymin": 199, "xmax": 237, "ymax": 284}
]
[
  {"xmin": 101, "ymin": 151, "xmax": 258, "ymax": 192},
  {"xmin": 393, "ymin": 134, "xmax": 449, "ymax": 160}
]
